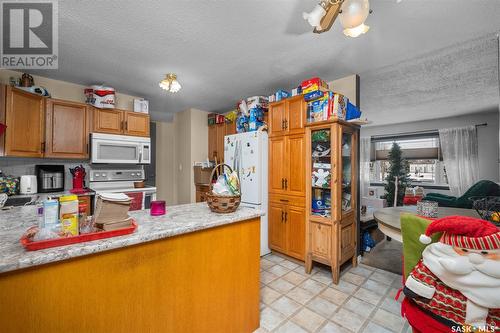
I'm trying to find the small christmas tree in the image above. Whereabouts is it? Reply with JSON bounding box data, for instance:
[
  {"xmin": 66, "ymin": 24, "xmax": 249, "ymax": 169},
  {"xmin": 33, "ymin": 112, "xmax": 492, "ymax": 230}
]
[{"xmin": 383, "ymin": 142, "xmax": 410, "ymax": 206}]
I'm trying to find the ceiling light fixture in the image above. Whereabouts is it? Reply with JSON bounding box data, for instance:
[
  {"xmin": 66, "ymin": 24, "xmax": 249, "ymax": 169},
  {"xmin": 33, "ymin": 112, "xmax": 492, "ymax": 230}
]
[
  {"xmin": 339, "ymin": 0, "xmax": 371, "ymax": 38},
  {"xmin": 159, "ymin": 73, "xmax": 181, "ymax": 93}
]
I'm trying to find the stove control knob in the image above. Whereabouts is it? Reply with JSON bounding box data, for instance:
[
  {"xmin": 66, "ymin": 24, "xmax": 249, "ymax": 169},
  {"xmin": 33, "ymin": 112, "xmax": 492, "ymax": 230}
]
[
  {"xmin": 101, "ymin": 173, "xmax": 107, "ymax": 178},
  {"xmin": 131, "ymin": 173, "xmax": 136, "ymax": 176},
  {"xmin": 95, "ymin": 173, "xmax": 100, "ymax": 177}
]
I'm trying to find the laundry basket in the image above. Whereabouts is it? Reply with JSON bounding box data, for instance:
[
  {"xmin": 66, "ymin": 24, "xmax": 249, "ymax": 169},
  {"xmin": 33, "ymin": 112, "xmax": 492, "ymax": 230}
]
[{"xmin": 205, "ymin": 164, "xmax": 241, "ymax": 213}]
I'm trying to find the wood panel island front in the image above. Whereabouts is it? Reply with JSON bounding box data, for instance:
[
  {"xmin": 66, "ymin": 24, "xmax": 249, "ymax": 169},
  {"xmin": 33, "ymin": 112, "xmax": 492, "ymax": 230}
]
[{"xmin": 0, "ymin": 203, "xmax": 262, "ymax": 333}]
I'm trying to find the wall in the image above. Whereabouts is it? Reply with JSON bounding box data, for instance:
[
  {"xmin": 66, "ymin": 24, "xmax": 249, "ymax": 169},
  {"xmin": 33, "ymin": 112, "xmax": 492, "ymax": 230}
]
[
  {"xmin": 155, "ymin": 121, "xmax": 177, "ymax": 205},
  {"xmin": 0, "ymin": 69, "xmax": 142, "ymax": 110},
  {"xmin": 189, "ymin": 109, "xmax": 209, "ymax": 203},
  {"xmin": 328, "ymin": 74, "xmax": 359, "ymax": 106},
  {"xmin": 361, "ymin": 111, "xmax": 499, "ymax": 195},
  {"xmin": 174, "ymin": 110, "xmax": 192, "ymax": 204}
]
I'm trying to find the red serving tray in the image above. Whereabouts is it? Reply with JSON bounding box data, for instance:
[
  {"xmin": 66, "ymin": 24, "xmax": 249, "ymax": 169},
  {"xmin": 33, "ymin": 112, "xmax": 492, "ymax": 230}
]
[{"xmin": 20, "ymin": 220, "xmax": 138, "ymax": 251}]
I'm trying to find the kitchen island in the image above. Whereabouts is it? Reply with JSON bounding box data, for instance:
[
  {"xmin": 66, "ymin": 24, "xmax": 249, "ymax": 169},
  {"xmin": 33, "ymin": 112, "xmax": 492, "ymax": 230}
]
[{"xmin": 0, "ymin": 203, "xmax": 262, "ymax": 333}]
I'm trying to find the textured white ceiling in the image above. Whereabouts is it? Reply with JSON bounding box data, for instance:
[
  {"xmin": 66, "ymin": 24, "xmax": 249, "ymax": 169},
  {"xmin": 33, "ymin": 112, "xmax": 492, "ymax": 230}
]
[{"xmin": 28, "ymin": 0, "xmax": 500, "ymax": 122}]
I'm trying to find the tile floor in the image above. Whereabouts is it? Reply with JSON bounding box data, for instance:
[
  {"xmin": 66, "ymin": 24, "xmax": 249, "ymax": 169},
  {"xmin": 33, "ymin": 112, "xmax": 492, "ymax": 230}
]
[{"xmin": 255, "ymin": 253, "xmax": 412, "ymax": 333}]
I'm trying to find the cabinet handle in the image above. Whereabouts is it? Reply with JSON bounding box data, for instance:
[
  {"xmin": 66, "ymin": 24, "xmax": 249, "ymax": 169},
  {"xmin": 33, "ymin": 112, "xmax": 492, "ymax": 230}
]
[
  {"xmin": 279, "ymin": 199, "xmax": 289, "ymax": 202},
  {"xmin": 281, "ymin": 178, "xmax": 285, "ymax": 189},
  {"xmin": 281, "ymin": 210, "xmax": 284, "ymax": 222},
  {"xmin": 284, "ymin": 212, "xmax": 288, "ymax": 222},
  {"xmin": 125, "ymin": 121, "xmax": 128, "ymax": 131},
  {"xmin": 284, "ymin": 119, "xmax": 288, "ymax": 130},
  {"xmin": 284, "ymin": 178, "xmax": 288, "ymax": 189},
  {"xmin": 120, "ymin": 121, "xmax": 124, "ymax": 130},
  {"xmin": 281, "ymin": 120, "xmax": 284, "ymax": 130},
  {"xmin": 86, "ymin": 143, "xmax": 89, "ymax": 154},
  {"xmin": 41, "ymin": 142, "xmax": 45, "ymax": 153}
]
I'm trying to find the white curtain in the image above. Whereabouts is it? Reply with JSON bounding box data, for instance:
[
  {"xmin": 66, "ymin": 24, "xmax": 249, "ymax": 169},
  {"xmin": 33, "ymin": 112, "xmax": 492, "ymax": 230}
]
[
  {"xmin": 439, "ymin": 126, "xmax": 479, "ymax": 196},
  {"xmin": 359, "ymin": 137, "xmax": 371, "ymax": 198}
]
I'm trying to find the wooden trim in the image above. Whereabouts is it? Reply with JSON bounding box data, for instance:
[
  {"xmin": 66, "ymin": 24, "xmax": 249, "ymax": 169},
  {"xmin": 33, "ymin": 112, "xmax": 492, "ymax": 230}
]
[
  {"xmin": 0, "ymin": 218, "xmax": 260, "ymax": 333},
  {"xmin": 0, "ymin": 85, "xmax": 5, "ymax": 156}
]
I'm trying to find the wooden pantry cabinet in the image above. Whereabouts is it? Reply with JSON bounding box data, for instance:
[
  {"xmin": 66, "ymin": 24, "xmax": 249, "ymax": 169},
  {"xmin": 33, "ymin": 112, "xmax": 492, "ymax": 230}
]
[
  {"xmin": 93, "ymin": 108, "xmax": 150, "ymax": 137},
  {"xmin": 268, "ymin": 96, "xmax": 307, "ymax": 261},
  {"xmin": 208, "ymin": 121, "xmax": 236, "ymax": 162},
  {"xmin": 45, "ymin": 99, "xmax": 91, "ymax": 159}
]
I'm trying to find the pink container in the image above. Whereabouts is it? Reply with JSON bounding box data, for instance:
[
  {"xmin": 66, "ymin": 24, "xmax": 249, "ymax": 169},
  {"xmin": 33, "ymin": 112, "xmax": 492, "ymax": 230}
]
[{"xmin": 150, "ymin": 200, "xmax": 166, "ymax": 216}]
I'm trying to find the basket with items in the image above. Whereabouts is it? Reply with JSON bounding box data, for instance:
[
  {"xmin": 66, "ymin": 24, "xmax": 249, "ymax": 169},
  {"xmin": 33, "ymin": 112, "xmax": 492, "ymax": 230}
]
[
  {"xmin": 20, "ymin": 193, "xmax": 137, "ymax": 251},
  {"xmin": 205, "ymin": 164, "xmax": 241, "ymax": 213}
]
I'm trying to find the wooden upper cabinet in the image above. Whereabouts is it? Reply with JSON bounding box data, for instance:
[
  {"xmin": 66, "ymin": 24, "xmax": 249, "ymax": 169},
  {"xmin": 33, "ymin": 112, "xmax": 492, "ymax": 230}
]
[
  {"xmin": 287, "ymin": 97, "xmax": 305, "ymax": 135},
  {"xmin": 124, "ymin": 111, "xmax": 149, "ymax": 137},
  {"xmin": 268, "ymin": 101, "xmax": 286, "ymax": 137},
  {"xmin": 93, "ymin": 108, "xmax": 123, "ymax": 134},
  {"xmin": 208, "ymin": 124, "xmax": 218, "ymax": 161},
  {"xmin": 4, "ymin": 87, "xmax": 45, "ymax": 157},
  {"xmin": 268, "ymin": 96, "xmax": 305, "ymax": 137},
  {"xmin": 45, "ymin": 99, "xmax": 90, "ymax": 159},
  {"xmin": 207, "ymin": 123, "xmax": 229, "ymax": 163},
  {"xmin": 93, "ymin": 108, "xmax": 150, "ymax": 137}
]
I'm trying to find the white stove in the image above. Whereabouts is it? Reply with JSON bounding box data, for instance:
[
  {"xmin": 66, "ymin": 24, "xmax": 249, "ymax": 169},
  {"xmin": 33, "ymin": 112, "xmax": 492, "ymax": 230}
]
[{"xmin": 89, "ymin": 168, "xmax": 156, "ymax": 210}]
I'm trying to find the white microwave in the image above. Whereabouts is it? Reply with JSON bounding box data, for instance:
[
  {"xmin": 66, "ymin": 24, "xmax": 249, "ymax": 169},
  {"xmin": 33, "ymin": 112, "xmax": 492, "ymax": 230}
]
[{"xmin": 91, "ymin": 133, "xmax": 151, "ymax": 164}]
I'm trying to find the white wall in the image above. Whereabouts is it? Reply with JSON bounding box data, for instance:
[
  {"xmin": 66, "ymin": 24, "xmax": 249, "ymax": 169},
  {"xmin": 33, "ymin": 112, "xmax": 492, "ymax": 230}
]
[
  {"xmin": 155, "ymin": 121, "xmax": 177, "ymax": 205},
  {"xmin": 361, "ymin": 111, "xmax": 499, "ymax": 195}
]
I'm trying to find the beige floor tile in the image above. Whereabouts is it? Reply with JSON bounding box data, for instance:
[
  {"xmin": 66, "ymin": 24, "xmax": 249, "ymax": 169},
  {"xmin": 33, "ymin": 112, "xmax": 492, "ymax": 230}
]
[
  {"xmin": 380, "ymin": 296, "xmax": 402, "ymax": 315},
  {"xmin": 300, "ymin": 278, "xmax": 328, "ymax": 295},
  {"xmin": 270, "ymin": 296, "xmax": 302, "ymax": 317},
  {"xmin": 341, "ymin": 272, "xmax": 366, "ymax": 286},
  {"xmin": 282, "ymin": 271, "xmax": 308, "ymax": 285},
  {"xmin": 311, "ymin": 270, "xmax": 334, "ymax": 285},
  {"xmin": 260, "ymin": 307, "xmax": 287, "ymax": 331},
  {"xmin": 253, "ymin": 327, "xmax": 270, "ymax": 333},
  {"xmin": 331, "ymin": 279, "xmax": 358, "ymax": 294},
  {"xmin": 291, "ymin": 307, "xmax": 327, "ymax": 332},
  {"xmin": 354, "ymin": 288, "xmax": 384, "ymax": 305},
  {"xmin": 342, "ymin": 297, "xmax": 376, "ymax": 318},
  {"xmin": 274, "ymin": 321, "xmax": 308, "ymax": 333},
  {"xmin": 331, "ymin": 308, "xmax": 366, "ymax": 332},
  {"xmin": 279, "ymin": 260, "xmax": 300, "ymax": 270},
  {"xmin": 266, "ymin": 254, "xmax": 286, "ymax": 263},
  {"xmin": 361, "ymin": 279, "xmax": 391, "ymax": 296},
  {"xmin": 349, "ymin": 265, "xmax": 373, "ymax": 278},
  {"xmin": 363, "ymin": 321, "xmax": 393, "ymax": 333},
  {"xmin": 370, "ymin": 271, "xmax": 397, "ymax": 286},
  {"xmin": 372, "ymin": 308, "xmax": 404, "ymax": 332},
  {"xmin": 286, "ymin": 287, "xmax": 315, "ymax": 305},
  {"xmin": 387, "ymin": 288, "xmax": 403, "ymax": 302},
  {"xmin": 261, "ymin": 271, "xmax": 279, "ymax": 284},
  {"xmin": 261, "ymin": 286, "xmax": 281, "ymax": 305},
  {"xmin": 261, "ymin": 258, "xmax": 275, "ymax": 271},
  {"xmin": 318, "ymin": 321, "xmax": 353, "ymax": 333},
  {"xmin": 306, "ymin": 296, "xmax": 338, "ymax": 318},
  {"xmin": 358, "ymin": 263, "xmax": 375, "ymax": 271},
  {"xmin": 267, "ymin": 264, "xmax": 290, "ymax": 277},
  {"xmin": 320, "ymin": 287, "xmax": 350, "ymax": 305},
  {"xmin": 293, "ymin": 266, "xmax": 311, "ymax": 276},
  {"xmin": 268, "ymin": 278, "xmax": 295, "ymax": 294}
]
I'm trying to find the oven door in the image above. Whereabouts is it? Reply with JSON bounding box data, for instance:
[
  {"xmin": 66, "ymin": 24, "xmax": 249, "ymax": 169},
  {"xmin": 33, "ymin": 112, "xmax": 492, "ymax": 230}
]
[{"xmin": 92, "ymin": 137, "xmax": 141, "ymax": 164}]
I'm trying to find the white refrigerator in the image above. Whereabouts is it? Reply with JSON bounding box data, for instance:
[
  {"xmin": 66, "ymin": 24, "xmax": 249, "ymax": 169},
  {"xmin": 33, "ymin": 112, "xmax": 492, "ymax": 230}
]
[{"xmin": 224, "ymin": 131, "xmax": 270, "ymax": 256}]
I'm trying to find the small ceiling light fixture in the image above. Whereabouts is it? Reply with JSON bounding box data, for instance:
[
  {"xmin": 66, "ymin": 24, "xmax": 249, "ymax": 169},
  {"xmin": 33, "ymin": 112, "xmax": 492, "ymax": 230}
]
[
  {"xmin": 159, "ymin": 73, "xmax": 181, "ymax": 93},
  {"xmin": 339, "ymin": 0, "xmax": 371, "ymax": 38}
]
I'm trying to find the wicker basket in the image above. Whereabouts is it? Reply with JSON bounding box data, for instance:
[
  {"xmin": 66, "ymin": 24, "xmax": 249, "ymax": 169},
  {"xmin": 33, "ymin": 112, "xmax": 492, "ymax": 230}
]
[{"xmin": 205, "ymin": 163, "xmax": 241, "ymax": 213}]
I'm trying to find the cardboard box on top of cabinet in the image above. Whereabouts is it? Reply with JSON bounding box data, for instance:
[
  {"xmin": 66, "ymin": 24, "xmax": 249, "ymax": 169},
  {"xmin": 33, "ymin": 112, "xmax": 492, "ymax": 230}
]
[
  {"xmin": 301, "ymin": 77, "xmax": 329, "ymax": 94},
  {"xmin": 134, "ymin": 99, "xmax": 149, "ymax": 114},
  {"xmin": 307, "ymin": 92, "xmax": 348, "ymax": 122}
]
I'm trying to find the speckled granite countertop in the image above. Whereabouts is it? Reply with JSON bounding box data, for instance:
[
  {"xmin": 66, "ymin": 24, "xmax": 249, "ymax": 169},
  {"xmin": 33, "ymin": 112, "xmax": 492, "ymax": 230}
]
[{"xmin": 0, "ymin": 203, "xmax": 263, "ymax": 274}]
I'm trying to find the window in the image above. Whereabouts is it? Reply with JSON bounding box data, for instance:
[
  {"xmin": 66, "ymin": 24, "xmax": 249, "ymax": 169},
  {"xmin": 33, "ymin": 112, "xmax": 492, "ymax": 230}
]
[{"xmin": 370, "ymin": 134, "xmax": 448, "ymax": 186}]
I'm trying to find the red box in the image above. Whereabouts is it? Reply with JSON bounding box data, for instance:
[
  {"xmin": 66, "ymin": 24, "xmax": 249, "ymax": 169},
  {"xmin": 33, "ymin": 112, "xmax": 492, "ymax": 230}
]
[{"xmin": 301, "ymin": 77, "xmax": 329, "ymax": 94}]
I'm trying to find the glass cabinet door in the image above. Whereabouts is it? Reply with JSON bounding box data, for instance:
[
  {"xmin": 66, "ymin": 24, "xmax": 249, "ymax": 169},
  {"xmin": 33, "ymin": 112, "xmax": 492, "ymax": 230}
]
[
  {"xmin": 341, "ymin": 131, "xmax": 353, "ymax": 213},
  {"xmin": 311, "ymin": 129, "xmax": 332, "ymax": 218}
]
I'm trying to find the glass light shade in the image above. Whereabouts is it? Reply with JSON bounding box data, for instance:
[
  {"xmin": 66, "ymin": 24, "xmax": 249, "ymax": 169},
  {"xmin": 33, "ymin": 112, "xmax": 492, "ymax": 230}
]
[
  {"xmin": 339, "ymin": 0, "xmax": 370, "ymax": 29},
  {"xmin": 303, "ymin": 4, "xmax": 326, "ymax": 28},
  {"xmin": 343, "ymin": 23, "xmax": 370, "ymax": 37},
  {"xmin": 169, "ymin": 80, "xmax": 181, "ymax": 93},
  {"xmin": 159, "ymin": 74, "xmax": 181, "ymax": 93}
]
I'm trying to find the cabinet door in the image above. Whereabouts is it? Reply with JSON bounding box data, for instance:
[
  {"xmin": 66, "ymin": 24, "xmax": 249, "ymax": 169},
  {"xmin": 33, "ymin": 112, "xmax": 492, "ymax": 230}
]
[
  {"xmin": 215, "ymin": 123, "xmax": 226, "ymax": 163},
  {"xmin": 286, "ymin": 134, "xmax": 305, "ymax": 196},
  {"xmin": 269, "ymin": 203, "xmax": 287, "ymax": 252},
  {"xmin": 286, "ymin": 97, "xmax": 305, "ymax": 135},
  {"xmin": 45, "ymin": 99, "xmax": 90, "ymax": 159},
  {"xmin": 208, "ymin": 125, "xmax": 217, "ymax": 161},
  {"xmin": 5, "ymin": 87, "xmax": 45, "ymax": 157},
  {"xmin": 124, "ymin": 112, "xmax": 150, "ymax": 137},
  {"xmin": 225, "ymin": 121, "xmax": 236, "ymax": 136},
  {"xmin": 268, "ymin": 101, "xmax": 286, "ymax": 137},
  {"xmin": 310, "ymin": 222, "xmax": 331, "ymax": 261},
  {"xmin": 93, "ymin": 108, "xmax": 123, "ymax": 134},
  {"xmin": 286, "ymin": 206, "xmax": 305, "ymax": 260},
  {"xmin": 269, "ymin": 137, "xmax": 287, "ymax": 194},
  {"xmin": 340, "ymin": 216, "xmax": 357, "ymax": 264}
]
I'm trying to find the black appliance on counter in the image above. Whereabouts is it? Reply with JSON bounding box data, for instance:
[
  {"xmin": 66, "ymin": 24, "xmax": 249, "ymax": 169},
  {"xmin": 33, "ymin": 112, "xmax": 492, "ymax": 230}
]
[{"xmin": 35, "ymin": 165, "xmax": 65, "ymax": 193}]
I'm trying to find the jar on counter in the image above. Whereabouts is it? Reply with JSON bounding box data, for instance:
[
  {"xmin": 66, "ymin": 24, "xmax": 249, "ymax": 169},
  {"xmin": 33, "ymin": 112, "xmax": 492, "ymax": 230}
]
[
  {"xmin": 59, "ymin": 195, "xmax": 79, "ymax": 236},
  {"xmin": 78, "ymin": 203, "xmax": 93, "ymax": 234}
]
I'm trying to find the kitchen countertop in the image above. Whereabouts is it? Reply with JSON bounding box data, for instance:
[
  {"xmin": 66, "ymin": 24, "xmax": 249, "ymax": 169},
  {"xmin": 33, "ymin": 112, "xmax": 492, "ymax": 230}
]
[
  {"xmin": 7, "ymin": 189, "xmax": 96, "ymax": 199},
  {"xmin": 0, "ymin": 203, "xmax": 263, "ymax": 274}
]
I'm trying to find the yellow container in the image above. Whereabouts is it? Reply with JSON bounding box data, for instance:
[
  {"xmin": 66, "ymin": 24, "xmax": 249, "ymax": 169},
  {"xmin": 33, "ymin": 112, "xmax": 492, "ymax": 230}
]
[{"xmin": 59, "ymin": 195, "xmax": 79, "ymax": 236}]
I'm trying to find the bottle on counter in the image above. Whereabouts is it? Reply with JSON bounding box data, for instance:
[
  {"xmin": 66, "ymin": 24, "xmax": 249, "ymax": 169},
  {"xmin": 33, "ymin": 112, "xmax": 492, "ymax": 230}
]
[
  {"xmin": 59, "ymin": 195, "xmax": 79, "ymax": 236},
  {"xmin": 43, "ymin": 198, "xmax": 59, "ymax": 227}
]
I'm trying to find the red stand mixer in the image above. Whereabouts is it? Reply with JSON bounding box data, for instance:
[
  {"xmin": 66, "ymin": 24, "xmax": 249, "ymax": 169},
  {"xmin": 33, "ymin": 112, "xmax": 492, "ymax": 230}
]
[{"xmin": 69, "ymin": 165, "xmax": 88, "ymax": 194}]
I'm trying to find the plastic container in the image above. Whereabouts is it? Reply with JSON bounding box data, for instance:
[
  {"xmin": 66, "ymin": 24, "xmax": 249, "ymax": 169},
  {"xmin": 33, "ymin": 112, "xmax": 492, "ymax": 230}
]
[
  {"xmin": 43, "ymin": 199, "xmax": 59, "ymax": 226},
  {"xmin": 346, "ymin": 102, "xmax": 362, "ymax": 120},
  {"xmin": 59, "ymin": 195, "xmax": 79, "ymax": 236},
  {"xmin": 150, "ymin": 200, "xmax": 166, "ymax": 216}
]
